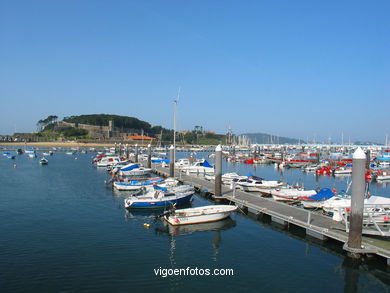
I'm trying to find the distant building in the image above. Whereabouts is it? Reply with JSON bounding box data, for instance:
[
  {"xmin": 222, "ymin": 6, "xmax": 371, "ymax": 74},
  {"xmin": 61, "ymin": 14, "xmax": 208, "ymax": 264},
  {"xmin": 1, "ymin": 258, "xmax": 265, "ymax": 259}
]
[{"xmin": 126, "ymin": 135, "xmax": 154, "ymax": 141}]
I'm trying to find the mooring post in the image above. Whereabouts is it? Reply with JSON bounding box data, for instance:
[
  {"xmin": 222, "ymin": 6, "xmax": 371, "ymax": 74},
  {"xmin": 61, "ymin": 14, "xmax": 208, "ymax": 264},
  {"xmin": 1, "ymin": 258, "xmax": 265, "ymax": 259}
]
[
  {"xmin": 125, "ymin": 144, "xmax": 129, "ymax": 159},
  {"xmin": 347, "ymin": 147, "xmax": 366, "ymax": 257},
  {"xmin": 134, "ymin": 144, "xmax": 138, "ymax": 163},
  {"xmin": 215, "ymin": 144, "xmax": 222, "ymax": 197},
  {"xmin": 253, "ymin": 146, "xmax": 257, "ymax": 159},
  {"xmin": 365, "ymin": 149, "xmax": 370, "ymax": 170},
  {"xmin": 169, "ymin": 145, "xmax": 174, "ymax": 178},
  {"xmin": 147, "ymin": 144, "xmax": 152, "ymax": 168}
]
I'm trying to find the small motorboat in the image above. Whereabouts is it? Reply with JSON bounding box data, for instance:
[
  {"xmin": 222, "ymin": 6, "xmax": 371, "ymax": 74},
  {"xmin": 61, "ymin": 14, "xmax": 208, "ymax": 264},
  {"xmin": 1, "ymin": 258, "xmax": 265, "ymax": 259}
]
[
  {"xmin": 113, "ymin": 177, "xmax": 177, "ymax": 191},
  {"xmin": 39, "ymin": 157, "xmax": 48, "ymax": 165},
  {"xmin": 124, "ymin": 185, "xmax": 194, "ymax": 208},
  {"xmin": 164, "ymin": 205, "xmax": 237, "ymax": 226}
]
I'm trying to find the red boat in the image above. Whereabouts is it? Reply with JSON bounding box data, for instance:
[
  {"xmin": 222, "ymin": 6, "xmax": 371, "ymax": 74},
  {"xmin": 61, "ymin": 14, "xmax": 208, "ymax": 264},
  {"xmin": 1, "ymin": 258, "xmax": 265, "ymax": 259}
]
[{"xmin": 316, "ymin": 166, "xmax": 333, "ymax": 175}]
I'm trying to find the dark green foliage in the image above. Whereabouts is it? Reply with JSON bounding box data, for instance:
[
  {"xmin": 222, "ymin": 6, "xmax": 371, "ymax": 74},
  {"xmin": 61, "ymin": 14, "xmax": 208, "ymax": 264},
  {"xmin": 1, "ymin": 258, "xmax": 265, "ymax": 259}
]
[
  {"xmin": 63, "ymin": 114, "xmax": 151, "ymax": 131},
  {"xmin": 61, "ymin": 127, "xmax": 88, "ymax": 137}
]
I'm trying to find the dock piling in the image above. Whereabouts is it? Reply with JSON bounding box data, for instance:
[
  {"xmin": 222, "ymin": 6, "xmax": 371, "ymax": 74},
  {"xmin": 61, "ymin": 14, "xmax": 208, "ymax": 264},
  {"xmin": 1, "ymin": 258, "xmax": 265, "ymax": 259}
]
[
  {"xmin": 147, "ymin": 144, "xmax": 151, "ymax": 168},
  {"xmin": 135, "ymin": 144, "xmax": 138, "ymax": 163},
  {"xmin": 347, "ymin": 147, "xmax": 366, "ymax": 258},
  {"xmin": 215, "ymin": 144, "xmax": 222, "ymax": 197},
  {"xmin": 169, "ymin": 145, "xmax": 174, "ymax": 178}
]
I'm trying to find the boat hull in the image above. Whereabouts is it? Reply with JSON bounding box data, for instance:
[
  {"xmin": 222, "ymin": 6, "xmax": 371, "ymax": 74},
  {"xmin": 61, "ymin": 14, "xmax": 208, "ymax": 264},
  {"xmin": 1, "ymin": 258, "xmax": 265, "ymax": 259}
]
[{"xmin": 125, "ymin": 193, "xmax": 193, "ymax": 209}]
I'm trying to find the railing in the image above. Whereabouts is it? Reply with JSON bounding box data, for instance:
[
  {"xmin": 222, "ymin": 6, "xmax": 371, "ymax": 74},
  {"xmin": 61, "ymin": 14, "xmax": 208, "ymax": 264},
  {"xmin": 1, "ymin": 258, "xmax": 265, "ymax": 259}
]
[{"xmin": 336, "ymin": 204, "xmax": 390, "ymax": 236}]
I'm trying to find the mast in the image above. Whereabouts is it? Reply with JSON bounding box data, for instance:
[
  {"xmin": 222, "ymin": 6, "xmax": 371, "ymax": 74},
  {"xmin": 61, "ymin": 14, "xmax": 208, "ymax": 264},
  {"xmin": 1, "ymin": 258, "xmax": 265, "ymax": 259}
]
[{"xmin": 173, "ymin": 87, "xmax": 180, "ymax": 153}]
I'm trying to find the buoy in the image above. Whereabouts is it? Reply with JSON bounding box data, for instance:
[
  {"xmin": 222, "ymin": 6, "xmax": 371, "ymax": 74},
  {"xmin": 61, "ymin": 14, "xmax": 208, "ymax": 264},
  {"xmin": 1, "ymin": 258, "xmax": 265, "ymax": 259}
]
[
  {"xmin": 13, "ymin": 164, "xmax": 17, "ymax": 168},
  {"xmin": 143, "ymin": 223, "xmax": 151, "ymax": 228}
]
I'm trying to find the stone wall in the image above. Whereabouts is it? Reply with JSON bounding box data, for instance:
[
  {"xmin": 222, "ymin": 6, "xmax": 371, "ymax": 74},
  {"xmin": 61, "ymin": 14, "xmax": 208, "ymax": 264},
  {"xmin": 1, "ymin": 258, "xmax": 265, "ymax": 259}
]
[{"xmin": 56, "ymin": 121, "xmax": 139, "ymax": 139}]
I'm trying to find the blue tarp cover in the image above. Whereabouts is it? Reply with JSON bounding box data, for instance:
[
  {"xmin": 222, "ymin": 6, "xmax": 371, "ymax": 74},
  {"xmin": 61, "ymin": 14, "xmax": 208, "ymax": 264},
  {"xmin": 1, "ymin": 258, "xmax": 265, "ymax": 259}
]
[
  {"xmin": 153, "ymin": 185, "xmax": 168, "ymax": 192},
  {"xmin": 306, "ymin": 188, "xmax": 335, "ymax": 201},
  {"xmin": 203, "ymin": 160, "xmax": 212, "ymax": 168},
  {"xmin": 121, "ymin": 164, "xmax": 139, "ymax": 171}
]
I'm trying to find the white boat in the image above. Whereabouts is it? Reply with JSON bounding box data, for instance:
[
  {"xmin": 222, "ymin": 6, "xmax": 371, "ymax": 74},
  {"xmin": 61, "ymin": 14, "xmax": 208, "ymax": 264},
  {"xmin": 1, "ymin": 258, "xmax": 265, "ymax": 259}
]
[
  {"xmin": 180, "ymin": 160, "xmax": 214, "ymax": 175},
  {"xmin": 205, "ymin": 172, "xmax": 247, "ymax": 185},
  {"xmin": 270, "ymin": 188, "xmax": 317, "ymax": 201},
  {"xmin": 322, "ymin": 195, "xmax": 390, "ymax": 220},
  {"xmin": 238, "ymin": 178, "xmax": 285, "ymax": 192},
  {"xmin": 333, "ymin": 167, "xmax": 352, "ymax": 175},
  {"xmin": 117, "ymin": 163, "xmax": 152, "ymax": 176},
  {"xmin": 28, "ymin": 153, "xmax": 36, "ymax": 158},
  {"xmin": 96, "ymin": 156, "xmax": 121, "ymax": 167},
  {"xmin": 175, "ymin": 158, "xmax": 192, "ymax": 168},
  {"xmin": 113, "ymin": 177, "xmax": 178, "ymax": 191},
  {"xmin": 164, "ymin": 205, "xmax": 237, "ymax": 226},
  {"xmin": 376, "ymin": 171, "xmax": 390, "ymax": 181},
  {"xmin": 304, "ymin": 165, "xmax": 318, "ymax": 172},
  {"xmin": 39, "ymin": 157, "xmax": 48, "ymax": 165}
]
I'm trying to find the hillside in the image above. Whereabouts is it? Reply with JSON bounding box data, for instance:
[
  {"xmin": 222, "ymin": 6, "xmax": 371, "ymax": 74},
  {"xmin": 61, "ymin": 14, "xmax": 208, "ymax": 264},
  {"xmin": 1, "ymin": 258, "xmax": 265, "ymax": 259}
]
[
  {"xmin": 241, "ymin": 133, "xmax": 303, "ymax": 144},
  {"xmin": 63, "ymin": 114, "xmax": 165, "ymax": 135}
]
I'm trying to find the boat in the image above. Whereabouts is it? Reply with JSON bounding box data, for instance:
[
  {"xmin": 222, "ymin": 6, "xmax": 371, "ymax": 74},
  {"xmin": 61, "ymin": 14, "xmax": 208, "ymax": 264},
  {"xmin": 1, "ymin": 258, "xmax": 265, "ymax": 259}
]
[
  {"xmin": 180, "ymin": 159, "xmax": 214, "ymax": 175},
  {"xmin": 270, "ymin": 186, "xmax": 317, "ymax": 201},
  {"xmin": 163, "ymin": 205, "xmax": 237, "ymax": 226},
  {"xmin": 300, "ymin": 188, "xmax": 337, "ymax": 208},
  {"xmin": 96, "ymin": 156, "xmax": 121, "ymax": 167},
  {"xmin": 316, "ymin": 166, "xmax": 333, "ymax": 175},
  {"xmin": 333, "ymin": 166, "xmax": 352, "ymax": 175},
  {"xmin": 39, "ymin": 157, "xmax": 48, "ymax": 165},
  {"xmin": 205, "ymin": 172, "xmax": 247, "ymax": 185},
  {"xmin": 375, "ymin": 170, "xmax": 390, "ymax": 181},
  {"xmin": 238, "ymin": 177, "xmax": 285, "ymax": 192},
  {"xmin": 113, "ymin": 177, "xmax": 177, "ymax": 191},
  {"xmin": 28, "ymin": 153, "xmax": 36, "ymax": 158},
  {"xmin": 124, "ymin": 185, "xmax": 194, "ymax": 208},
  {"xmin": 322, "ymin": 195, "xmax": 390, "ymax": 215},
  {"xmin": 25, "ymin": 149, "xmax": 35, "ymax": 154},
  {"xmin": 303, "ymin": 165, "xmax": 318, "ymax": 172},
  {"xmin": 116, "ymin": 163, "xmax": 152, "ymax": 176}
]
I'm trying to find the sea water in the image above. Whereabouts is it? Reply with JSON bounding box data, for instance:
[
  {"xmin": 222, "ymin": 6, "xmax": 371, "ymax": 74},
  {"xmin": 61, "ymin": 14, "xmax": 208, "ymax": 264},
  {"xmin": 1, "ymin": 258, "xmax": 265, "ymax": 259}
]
[{"xmin": 1, "ymin": 151, "xmax": 390, "ymax": 292}]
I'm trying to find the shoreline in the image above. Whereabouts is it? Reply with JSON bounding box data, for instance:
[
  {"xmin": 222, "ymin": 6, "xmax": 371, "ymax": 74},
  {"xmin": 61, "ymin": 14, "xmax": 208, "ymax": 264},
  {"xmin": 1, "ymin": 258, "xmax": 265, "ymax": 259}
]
[{"xmin": 0, "ymin": 142, "xmax": 123, "ymax": 148}]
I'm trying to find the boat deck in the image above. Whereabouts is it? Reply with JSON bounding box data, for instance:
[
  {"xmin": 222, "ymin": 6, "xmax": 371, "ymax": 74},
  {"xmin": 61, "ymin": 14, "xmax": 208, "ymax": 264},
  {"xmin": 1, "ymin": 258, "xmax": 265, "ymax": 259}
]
[{"xmin": 149, "ymin": 162, "xmax": 390, "ymax": 262}]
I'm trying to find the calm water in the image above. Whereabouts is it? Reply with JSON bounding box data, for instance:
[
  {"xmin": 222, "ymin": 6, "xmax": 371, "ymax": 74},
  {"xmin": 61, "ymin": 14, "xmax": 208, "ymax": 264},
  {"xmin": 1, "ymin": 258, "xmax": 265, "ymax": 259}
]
[{"xmin": 1, "ymin": 150, "xmax": 390, "ymax": 293}]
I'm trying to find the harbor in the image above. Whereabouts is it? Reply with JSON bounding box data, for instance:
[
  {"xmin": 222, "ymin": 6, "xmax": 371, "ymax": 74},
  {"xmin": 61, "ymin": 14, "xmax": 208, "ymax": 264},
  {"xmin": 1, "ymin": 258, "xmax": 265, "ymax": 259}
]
[{"xmin": 2, "ymin": 145, "xmax": 390, "ymax": 292}]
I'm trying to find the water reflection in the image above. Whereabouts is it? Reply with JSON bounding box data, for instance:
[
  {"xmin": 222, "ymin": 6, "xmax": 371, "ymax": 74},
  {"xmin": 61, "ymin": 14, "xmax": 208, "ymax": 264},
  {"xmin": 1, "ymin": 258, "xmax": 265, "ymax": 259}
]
[
  {"xmin": 246, "ymin": 212, "xmax": 390, "ymax": 292},
  {"xmin": 155, "ymin": 217, "xmax": 236, "ymax": 236}
]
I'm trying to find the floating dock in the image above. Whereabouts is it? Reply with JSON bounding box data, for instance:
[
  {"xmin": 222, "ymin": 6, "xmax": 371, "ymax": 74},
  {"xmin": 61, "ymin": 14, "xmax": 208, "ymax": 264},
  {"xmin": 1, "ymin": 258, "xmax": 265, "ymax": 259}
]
[{"xmin": 150, "ymin": 162, "xmax": 390, "ymax": 264}]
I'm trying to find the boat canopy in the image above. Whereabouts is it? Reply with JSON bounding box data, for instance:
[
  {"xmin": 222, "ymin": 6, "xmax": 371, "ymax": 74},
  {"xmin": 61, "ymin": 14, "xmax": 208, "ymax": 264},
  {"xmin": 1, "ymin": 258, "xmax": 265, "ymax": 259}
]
[
  {"xmin": 203, "ymin": 160, "xmax": 212, "ymax": 168},
  {"xmin": 120, "ymin": 163, "xmax": 140, "ymax": 171},
  {"xmin": 153, "ymin": 185, "xmax": 168, "ymax": 192},
  {"xmin": 306, "ymin": 188, "xmax": 335, "ymax": 201}
]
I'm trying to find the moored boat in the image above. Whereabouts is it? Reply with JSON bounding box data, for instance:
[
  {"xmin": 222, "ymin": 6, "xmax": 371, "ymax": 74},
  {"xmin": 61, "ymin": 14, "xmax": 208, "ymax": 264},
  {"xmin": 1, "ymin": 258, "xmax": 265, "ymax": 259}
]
[
  {"xmin": 124, "ymin": 185, "xmax": 194, "ymax": 208},
  {"xmin": 164, "ymin": 205, "xmax": 237, "ymax": 225},
  {"xmin": 39, "ymin": 157, "xmax": 48, "ymax": 165}
]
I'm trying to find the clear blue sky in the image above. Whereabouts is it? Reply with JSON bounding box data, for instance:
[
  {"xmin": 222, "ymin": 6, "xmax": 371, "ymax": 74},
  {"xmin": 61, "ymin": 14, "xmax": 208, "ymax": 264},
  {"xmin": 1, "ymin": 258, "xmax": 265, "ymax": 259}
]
[{"xmin": 1, "ymin": 0, "xmax": 389, "ymax": 143}]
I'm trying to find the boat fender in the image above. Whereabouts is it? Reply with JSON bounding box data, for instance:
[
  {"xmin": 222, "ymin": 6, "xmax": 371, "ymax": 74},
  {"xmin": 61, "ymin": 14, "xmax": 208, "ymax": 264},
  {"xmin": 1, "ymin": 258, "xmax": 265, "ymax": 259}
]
[
  {"xmin": 331, "ymin": 188, "xmax": 338, "ymax": 195},
  {"xmin": 174, "ymin": 218, "xmax": 180, "ymax": 224}
]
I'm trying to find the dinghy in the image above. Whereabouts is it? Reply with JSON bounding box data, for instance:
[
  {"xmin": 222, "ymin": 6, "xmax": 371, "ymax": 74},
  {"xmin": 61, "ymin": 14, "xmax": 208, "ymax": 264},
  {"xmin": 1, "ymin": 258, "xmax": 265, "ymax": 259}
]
[{"xmin": 164, "ymin": 205, "xmax": 237, "ymax": 226}]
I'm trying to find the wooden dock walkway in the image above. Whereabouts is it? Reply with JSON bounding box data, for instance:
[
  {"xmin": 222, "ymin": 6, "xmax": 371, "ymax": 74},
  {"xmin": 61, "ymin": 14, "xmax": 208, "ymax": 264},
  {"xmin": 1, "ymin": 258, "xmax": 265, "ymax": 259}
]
[{"xmin": 148, "ymin": 162, "xmax": 390, "ymax": 263}]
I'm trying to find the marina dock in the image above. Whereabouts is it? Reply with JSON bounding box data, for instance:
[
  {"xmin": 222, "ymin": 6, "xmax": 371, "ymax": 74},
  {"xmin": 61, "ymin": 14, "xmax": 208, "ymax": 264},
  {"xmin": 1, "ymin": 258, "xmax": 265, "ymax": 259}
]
[{"xmin": 149, "ymin": 161, "xmax": 390, "ymax": 264}]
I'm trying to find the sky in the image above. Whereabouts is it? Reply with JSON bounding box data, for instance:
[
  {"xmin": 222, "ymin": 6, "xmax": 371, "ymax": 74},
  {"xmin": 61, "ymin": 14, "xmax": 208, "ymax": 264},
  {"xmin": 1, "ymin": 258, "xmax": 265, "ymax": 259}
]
[{"xmin": 0, "ymin": 0, "xmax": 389, "ymax": 143}]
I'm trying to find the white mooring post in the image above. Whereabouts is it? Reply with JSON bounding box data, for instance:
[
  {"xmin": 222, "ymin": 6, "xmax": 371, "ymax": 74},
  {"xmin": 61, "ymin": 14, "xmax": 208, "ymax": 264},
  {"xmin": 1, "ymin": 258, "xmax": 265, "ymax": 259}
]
[
  {"xmin": 134, "ymin": 144, "xmax": 138, "ymax": 163},
  {"xmin": 347, "ymin": 147, "xmax": 366, "ymax": 257},
  {"xmin": 215, "ymin": 144, "xmax": 222, "ymax": 197},
  {"xmin": 169, "ymin": 145, "xmax": 174, "ymax": 178},
  {"xmin": 147, "ymin": 144, "xmax": 151, "ymax": 168}
]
